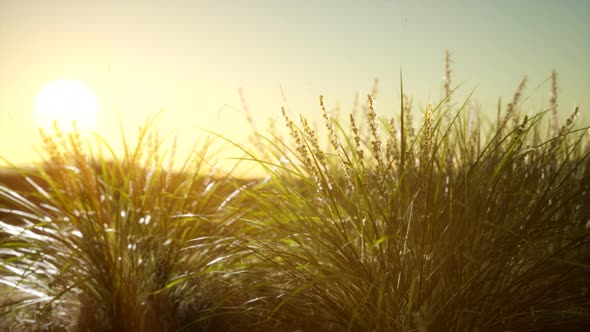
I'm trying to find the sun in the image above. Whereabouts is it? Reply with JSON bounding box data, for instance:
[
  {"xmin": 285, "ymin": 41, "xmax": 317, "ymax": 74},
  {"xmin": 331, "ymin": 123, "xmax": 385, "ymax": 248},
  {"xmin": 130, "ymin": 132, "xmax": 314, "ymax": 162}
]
[{"xmin": 33, "ymin": 79, "xmax": 99, "ymax": 133}]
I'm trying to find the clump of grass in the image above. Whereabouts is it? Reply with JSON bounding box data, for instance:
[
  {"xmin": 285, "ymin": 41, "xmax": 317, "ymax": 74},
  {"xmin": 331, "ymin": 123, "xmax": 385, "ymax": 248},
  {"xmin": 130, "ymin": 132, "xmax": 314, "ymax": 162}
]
[
  {"xmin": 239, "ymin": 58, "xmax": 590, "ymax": 331},
  {"xmin": 0, "ymin": 117, "xmax": 256, "ymax": 331}
]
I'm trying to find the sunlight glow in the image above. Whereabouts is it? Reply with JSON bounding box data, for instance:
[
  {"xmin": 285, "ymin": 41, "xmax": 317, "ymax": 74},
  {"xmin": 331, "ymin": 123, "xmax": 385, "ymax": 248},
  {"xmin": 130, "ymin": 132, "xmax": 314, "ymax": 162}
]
[{"xmin": 33, "ymin": 79, "xmax": 99, "ymax": 133}]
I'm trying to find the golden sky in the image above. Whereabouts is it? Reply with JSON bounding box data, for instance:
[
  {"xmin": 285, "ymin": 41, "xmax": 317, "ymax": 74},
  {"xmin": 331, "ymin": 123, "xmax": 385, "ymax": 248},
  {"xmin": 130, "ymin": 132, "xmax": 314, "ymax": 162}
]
[{"xmin": 1, "ymin": 1, "xmax": 589, "ymax": 171}]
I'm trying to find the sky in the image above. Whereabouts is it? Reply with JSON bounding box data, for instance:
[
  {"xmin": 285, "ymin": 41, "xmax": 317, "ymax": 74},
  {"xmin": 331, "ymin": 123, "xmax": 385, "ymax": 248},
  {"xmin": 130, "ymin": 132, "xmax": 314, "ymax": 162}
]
[{"xmin": 1, "ymin": 0, "xmax": 589, "ymax": 170}]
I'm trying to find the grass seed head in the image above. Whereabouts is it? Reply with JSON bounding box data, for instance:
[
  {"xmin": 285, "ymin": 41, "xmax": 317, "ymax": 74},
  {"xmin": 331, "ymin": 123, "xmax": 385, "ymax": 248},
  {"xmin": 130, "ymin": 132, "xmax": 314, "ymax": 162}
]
[
  {"xmin": 421, "ymin": 104, "xmax": 434, "ymax": 167},
  {"xmin": 350, "ymin": 113, "xmax": 364, "ymax": 164},
  {"xmin": 505, "ymin": 76, "xmax": 528, "ymax": 127},
  {"xmin": 550, "ymin": 69, "xmax": 559, "ymax": 136},
  {"xmin": 444, "ymin": 49, "xmax": 453, "ymax": 111}
]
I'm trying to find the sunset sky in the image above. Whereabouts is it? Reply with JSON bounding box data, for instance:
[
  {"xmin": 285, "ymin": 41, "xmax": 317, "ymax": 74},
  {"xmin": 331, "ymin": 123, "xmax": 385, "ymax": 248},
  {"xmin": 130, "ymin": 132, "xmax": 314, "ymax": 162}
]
[{"xmin": 1, "ymin": 0, "xmax": 589, "ymax": 169}]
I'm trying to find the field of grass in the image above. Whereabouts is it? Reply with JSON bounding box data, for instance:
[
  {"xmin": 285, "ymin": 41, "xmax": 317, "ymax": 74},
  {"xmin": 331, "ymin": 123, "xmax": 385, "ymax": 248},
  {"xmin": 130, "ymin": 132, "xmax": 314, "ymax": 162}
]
[{"xmin": 1, "ymin": 57, "xmax": 589, "ymax": 331}]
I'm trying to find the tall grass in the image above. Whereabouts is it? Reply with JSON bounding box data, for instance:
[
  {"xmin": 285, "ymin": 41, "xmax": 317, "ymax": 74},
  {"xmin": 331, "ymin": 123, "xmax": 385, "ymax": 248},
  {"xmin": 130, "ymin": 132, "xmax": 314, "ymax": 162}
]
[
  {"xmin": 236, "ymin": 55, "xmax": 590, "ymax": 331},
  {"xmin": 1, "ymin": 53, "xmax": 589, "ymax": 331},
  {"xmin": 0, "ymin": 117, "xmax": 259, "ymax": 331}
]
